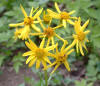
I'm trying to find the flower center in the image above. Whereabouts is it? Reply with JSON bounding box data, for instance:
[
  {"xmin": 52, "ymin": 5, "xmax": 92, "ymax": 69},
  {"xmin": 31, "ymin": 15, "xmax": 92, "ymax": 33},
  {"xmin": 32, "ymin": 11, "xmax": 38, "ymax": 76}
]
[
  {"xmin": 24, "ymin": 17, "xmax": 33, "ymax": 25},
  {"xmin": 77, "ymin": 31, "xmax": 85, "ymax": 41},
  {"xmin": 35, "ymin": 48, "xmax": 46, "ymax": 59},
  {"xmin": 60, "ymin": 12, "xmax": 70, "ymax": 20},
  {"xmin": 44, "ymin": 27, "xmax": 55, "ymax": 38},
  {"xmin": 43, "ymin": 14, "xmax": 52, "ymax": 24},
  {"xmin": 57, "ymin": 53, "xmax": 67, "ymax": 63}
]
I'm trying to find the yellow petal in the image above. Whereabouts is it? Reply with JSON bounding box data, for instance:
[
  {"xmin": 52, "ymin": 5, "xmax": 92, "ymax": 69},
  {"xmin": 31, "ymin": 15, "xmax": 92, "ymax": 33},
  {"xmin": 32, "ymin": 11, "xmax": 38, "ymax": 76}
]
[
  {"xmin": 26, "ymin": 56, "xmax": 35, "ymax": 64},
  {"xmin": 33, "ymin": 8, "xmax": 43, "ymax": 19},
  {"xmin": 79, "ymin": 43, "xmax": 84, "ymax": 56},
  {"xmin": 68, "ymin": 10, "xmax": 75, "ymax": 15},
  {"xmin": 76, "ymin": 40, "xmax": 79, "ymax": 53},
  {"xmin": 30, "ymin": 32, "xmax": 43, "ymax": 36},
  {"xmin": 62, "ymin": 19, "xmax": 66, "ymax": 28},
  {"xmin": 61, "ymin": 41, "xmax": 68, "ymax": 51},
  {"xmin": 64, "ymin": 61, "xmax": 70, "ymax": 71},
  {"xmin": 28, "ymin": 39, "xmax": 37, "ymax": 48},
  {"xmin": 44, "ymin": 57, "xmax": 51, "ymax": 64},
  {"xmin": 47, "ymin": 61, "xmax": 57, "ymax": 68},
  {"xmin": 67, "ymin": 19, "xmax": 74, "ymax": 25},
  {"xmin": 55, "ymin": 33, "xmax": 65, "ymax": 42},
  {"xmin": 46, "ymin": 38, "xmax": 51, "ymax": 47},
  {"xmin": 42, "ymin": 60, "xmax": 47, "ymax": 69},
  {"xmin": 82, "ymin": 42, "xmax": 87, "ymax": 51},
  {"xmin": 47, "ymin": 9, "xmax": 60, "ymax": 19},
  {"xmin": 31, "ymin": 24, "xmax": 41, "ymax": 32},
  {"xmin": 29, "ymin": 58, "xmax": 36, "ymax": 67},
  {"xmin": 53, "ymin": 24, "xmax": 63, "ymax": 30},
  {"xmin": 45, "ymin": 43, "xmax": 57, "ymax": 51},
  {"xmin": 84, "ymin": 30, "xmax": 90, "ymax": 35},
  {"xmin": 34, "ymin": 21, "xmax": 40, "ymax": 24},
  {"xmin": 23, "ymin": 51, "xmax": 33, "ymax": 56},
  {"xmin": 51, "ymin": 63, "xmax": 60, "ymax": 74},
  {"xmin": 9, "ymin": 22, "xmax": 24, "ymax": 27},
  {"xmin": 51, "ymin": 37, "xmax": 54, "ymax": 45},
  {"xmin": 37, "ymin": 17, "xmax": 45, "ymax": 30},
  {"xmin": 67, "ymin": 49, "xmax": 74, "ymax": 55},
  {"xmin": 64, "ymin": 40, "xmax": 76, "ymax": 53},
  {"xmin": 81, "ymin": 19, "xmax": 89, "ymax": 31},
  {"xmin": 29, "ymin": 7, "xmax": 34, "ymax": 17},
  {"xmin": 25, "ymin": 41, "xmax": 34, "ymax": 50},
  {"xmin": 40, "ymin": 38, "xmax": 45, "ymax": 48},
  {"xmin": 70, "ymin": 17, "xmax": 78, "ymax": 20},
  {"xmin": 20, "ymin": 4, "xmax": 27, "ymax": 17},
  {"xmin": 36, "ymin": 60, "xmax": 40, "ymax": 69},
  {"xmin": 55, "ymin": 2, "xmax": 61, "ymax": 13}
]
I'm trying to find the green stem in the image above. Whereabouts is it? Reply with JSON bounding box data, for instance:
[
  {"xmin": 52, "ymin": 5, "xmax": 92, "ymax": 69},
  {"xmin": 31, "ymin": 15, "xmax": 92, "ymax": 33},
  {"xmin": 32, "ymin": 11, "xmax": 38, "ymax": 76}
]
[{"xmin": 45, "ymin": 70, "xmax": 48, "ymax": 86}]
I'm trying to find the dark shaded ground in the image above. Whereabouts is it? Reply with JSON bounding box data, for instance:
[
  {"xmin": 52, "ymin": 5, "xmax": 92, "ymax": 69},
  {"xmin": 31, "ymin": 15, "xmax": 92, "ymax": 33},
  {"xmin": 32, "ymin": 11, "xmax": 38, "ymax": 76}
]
[{"xmin": 0, "ymin": 66, "xmax": 38, "ymax": 86}]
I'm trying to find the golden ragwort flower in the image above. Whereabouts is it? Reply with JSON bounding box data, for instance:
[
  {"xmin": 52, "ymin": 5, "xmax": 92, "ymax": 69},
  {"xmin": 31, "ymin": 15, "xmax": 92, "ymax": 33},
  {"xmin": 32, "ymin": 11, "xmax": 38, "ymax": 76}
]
[
  {"xmin": 47, "ymin": 42, "xmax": 74, "ymax": 74},
  {"xmin": 23, "ymin": 38, "xmax": 57, "ymax": 69},
  {"xmin": 47, "ymin": 2, "xmax": 77, "ymax": 28},
  {"xmin": 72, "ymin": 17, "xmax": 90, "ymax": 56},
  {"xmin": 9, "ymin": 5, "xmax": 43, "ymax": 40},
  {"xmin": 31, "ymin": 17, "xmax": 68, "ymax": 47}
]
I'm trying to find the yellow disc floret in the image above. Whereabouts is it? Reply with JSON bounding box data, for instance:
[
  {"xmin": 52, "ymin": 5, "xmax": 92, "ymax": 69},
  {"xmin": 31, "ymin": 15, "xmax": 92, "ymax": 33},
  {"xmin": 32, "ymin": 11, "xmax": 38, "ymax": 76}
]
[
  {"xmin": 44, "ymin": 27, "xmax": 55, "ymax": 38},
  {"xmin": 57, "ymin": 53, "xmax": 67, "ymax": 63},
  {"xmin": 60, "ymin": 12, "xmax": 70, "ymax": 20},
  {"xmin": 77, "ymin": 31, "xmax": 85, "ymax": 41},
  {"xmin": 35, "ymin": 48, "xmax": 46, "ymax": 59},
  {"xmin": 24, "ymin": 17, "xmax": 33, "ymax": 25}
]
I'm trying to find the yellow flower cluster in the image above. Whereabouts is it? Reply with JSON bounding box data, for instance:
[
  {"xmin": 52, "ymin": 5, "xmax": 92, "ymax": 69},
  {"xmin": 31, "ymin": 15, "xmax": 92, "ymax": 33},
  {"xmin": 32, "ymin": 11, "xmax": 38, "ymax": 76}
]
[{"xmin": 9, "ymin": 2, "xmax": 90, "ymax": 74}]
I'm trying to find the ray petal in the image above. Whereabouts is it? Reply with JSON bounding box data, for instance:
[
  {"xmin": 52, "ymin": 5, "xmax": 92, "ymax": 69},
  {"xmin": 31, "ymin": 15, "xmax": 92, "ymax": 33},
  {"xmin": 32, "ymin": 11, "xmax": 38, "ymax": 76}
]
[
  {"xmin": 81, "ymin": 19, "xmax": 89, "ymax": 31},
  {"xmin": 51, "ymin": 63, "xmax": 60, "ymax": 74},
  {"xmin": 9, "ymin": 22, "xmax": 24, "ymax": 27},
  {"xmin": 26, "ymin": 56, "xmax": 35, "ymax": 64},
  {"xmin": 47, "ymin": 9, "xmax": 60, "ymax": 19},
  {"xmin": 67, "ymin": 19, "xmax": 75, "ymax": 25},
  {"xmin": 28, "ymin": 58, "xmax": 36, "ymax": 67},
  {"xmin": 64, "ymin": 61, "xmax": 70, "ymax": 71},
  {"xmin": 79, "ymin": 42, "xmax": 84, "ymax": 56},
  {"xmin": 23, "ymin": 51, "xmax": 33, "ymax": 56},
  {"xmin": 20, "ymin": 5, "xmax": 27, "ymax": 17},
  {"xmin": 62, "ymin": 19, "xmax": 66, "ymax": 28},
  {"xmin": 55, "ymin": 2, "xmax": 61, "ymax": 13},
  {"xmin": 68, "ymin": 10, "xmax": 75, "ymax": 15},
  {"xmin": 31, "ymin": 24, "xmax": 41, "ymax": 32},
  {"xmin": 29, "ymin": 7, "xmax": 34, "ymax": 17},
  {"xmin": 36, "ymin": 60, "xmax": 40, "ymax": 69},
  {"xmin": 33, "ymin": 8, "xmax": 43, "ymax": 19},
  {"xmin": 40, "ymin": 38, "xmax": 45, "ymax": 48}
]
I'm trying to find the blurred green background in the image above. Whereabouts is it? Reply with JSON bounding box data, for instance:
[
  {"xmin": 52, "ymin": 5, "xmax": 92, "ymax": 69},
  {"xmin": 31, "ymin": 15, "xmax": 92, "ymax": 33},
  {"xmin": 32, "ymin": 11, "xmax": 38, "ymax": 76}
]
[{"xmin": 0, "ymin": 0, "xmax": 100, "ymax": 86}]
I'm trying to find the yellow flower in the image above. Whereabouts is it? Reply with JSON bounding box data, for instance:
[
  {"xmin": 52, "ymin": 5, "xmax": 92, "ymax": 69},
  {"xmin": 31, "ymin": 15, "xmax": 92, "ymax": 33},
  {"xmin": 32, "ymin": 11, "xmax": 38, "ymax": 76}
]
[
  {"xmin": 72, "ymin": 17, "xmax": 90, "ymax": 56},
  {"xmin": 47, "ymin": 2, "xmax": 77, "ymax": 28},
  {"xmin": 9, "ymin": 5, "xmax": 43, "ymax": 40},
  {"xmin": 43, "ymin": 11, "xmax": 52, "ymax": 24},
  {"xmin": 47, "ymin": 42, "xmax": 74, "ymax": 74},
  {"xmin": 14, "ymin": 26, "xmax": 31, "ymax": 40},
  {"xmin": 23, "ymin": 38, "xmax": 57, "ymax": 69},
  {"xmin": 31, "ymin": 17, "xmax": 68, "ymax": 47}
]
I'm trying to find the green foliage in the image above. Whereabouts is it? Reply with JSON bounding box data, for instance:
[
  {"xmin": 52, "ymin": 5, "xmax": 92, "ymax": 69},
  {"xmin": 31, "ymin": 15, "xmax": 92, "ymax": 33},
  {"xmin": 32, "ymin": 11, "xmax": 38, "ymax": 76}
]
[
  {"xmin": 75, "ymin": 79, "xmax": 93, "ymax": 86},
  {"xmin": 12, "ymin": 52, "xmax": 25, "ymax": 73}
]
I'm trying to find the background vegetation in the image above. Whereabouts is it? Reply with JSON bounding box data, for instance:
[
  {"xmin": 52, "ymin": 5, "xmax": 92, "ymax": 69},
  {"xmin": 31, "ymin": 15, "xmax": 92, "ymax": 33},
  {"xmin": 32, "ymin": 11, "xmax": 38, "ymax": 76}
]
[{"xmin": 0, "ymin": 0, "xmax": 100, "ymax": 86}]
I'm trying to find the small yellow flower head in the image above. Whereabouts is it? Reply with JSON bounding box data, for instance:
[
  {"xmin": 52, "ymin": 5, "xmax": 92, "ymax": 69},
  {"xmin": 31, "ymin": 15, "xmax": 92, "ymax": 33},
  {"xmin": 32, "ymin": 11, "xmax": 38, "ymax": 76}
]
[
  {"xmin": 44, "ymin": 27, "xmax": 55, "ymax": 38},
  {"xmin": 24, "ymin": 16, "xmax": 34, "ymax": 25},
  {"xmin": 23, "ymin": 38, "xmax": 57, "ymax": 69},
  {"xmin": 43, "ymin": 11, "xmax": 52, "ymax": 24},
  {"xmin": 9, "ymin": 5, "xmax": 43, "ymax": 40},
  {"xmin": 14, "ymin": 28, "xmax": 23, "ymax": 40},
  {"xmin": 60, "ymin": 12, "xmax": 70, "ymax": 20},
  {"xmin": 47, "ymin": 42, "xmax": 74, "ymax": 74},
  {"xmin": 72, "ymin": 17, "xmax": 90, "ymax": 56},
  {"xmin": 47, "ymin": 2, "xmax": 77, "ymax": 28}
]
